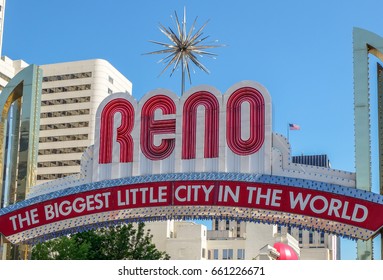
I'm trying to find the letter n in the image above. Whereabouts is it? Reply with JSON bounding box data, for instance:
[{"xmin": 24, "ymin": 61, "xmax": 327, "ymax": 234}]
[{"xmin": 182, "ymin": 91, "xmax": 219, "ymax": 159}]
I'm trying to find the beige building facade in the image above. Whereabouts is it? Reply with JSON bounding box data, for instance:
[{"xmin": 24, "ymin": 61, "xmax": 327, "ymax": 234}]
[
  {"xmin": 37, "ymin": 59, "xmax": 132, "ymax": 184},
  {"xmin": 145, "ymin": 220, "xmax": 302, "ymax": 260}
]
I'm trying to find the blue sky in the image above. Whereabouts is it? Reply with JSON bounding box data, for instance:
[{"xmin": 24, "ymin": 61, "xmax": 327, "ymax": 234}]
[{"xmin": 3, "ymin": 0, "xmax": 383, "ymax": 260}]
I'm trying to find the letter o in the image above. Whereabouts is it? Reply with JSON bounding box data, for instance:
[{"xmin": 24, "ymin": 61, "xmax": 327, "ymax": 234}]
[
  {"xmin": 310, "ymin": 196, "xmax": 329, "ymax": 214},
  {"xmin": 226, "ymin": 87, "xmax": 265, "ymax": 155}
]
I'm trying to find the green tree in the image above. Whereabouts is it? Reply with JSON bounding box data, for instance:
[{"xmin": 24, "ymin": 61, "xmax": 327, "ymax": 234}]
[{"xmin": 31, "ymin": 223, "xmax": 170, "ymax": 260}]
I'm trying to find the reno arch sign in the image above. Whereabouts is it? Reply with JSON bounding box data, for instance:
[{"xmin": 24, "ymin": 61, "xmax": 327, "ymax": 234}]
[
  {"xmin": 94, "ymin": 81, "xmax": 271, "ymax": 180},
  {"xmin": 1, "ymin": 80, "xmax": 383, "ymax": 245}
]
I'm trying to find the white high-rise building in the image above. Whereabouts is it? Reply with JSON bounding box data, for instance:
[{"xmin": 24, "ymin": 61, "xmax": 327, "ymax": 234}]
[
  {"xmin": 146, "ymin": 219, "xmax": 338, "ymax": 260},
  {"xmin": 276, "ymin": 224, "xmax": 339, "ymax": 260},
  {"xmin": 37, "ymin": 60, "xmax": 132, "ymax": 184},
  {"xmin": 211, "ymin": 220, "xmax": 338, "ymax": 260},
  {"xmin": 0, "ymin": 56, "xmax": 28, "ymax": 89},
  {"xmin": 147, "ymin": 221, "xmax": 209, "ymax": 260},
  {"xmin": 145, "ymin": 220, "xmax": 301, "ymax": 260}
]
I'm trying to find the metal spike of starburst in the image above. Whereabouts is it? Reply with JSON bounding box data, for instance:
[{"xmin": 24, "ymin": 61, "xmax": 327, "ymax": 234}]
[{"xmin": 144, "ymin": 8, "xmax": 224, "ymax": 95}]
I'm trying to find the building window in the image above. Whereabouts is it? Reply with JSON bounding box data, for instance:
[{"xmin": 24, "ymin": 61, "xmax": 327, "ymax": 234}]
[
  {"xmin": 287, "ymin": 226, "xmax": 292, "ymax": 235},
  {"xmin": 299, "ymin": 229, "xmax": 303, "ymax": 243},
  {"xmin": 42, "ymin": 71, "xmax": 92, "ymax": 82},
  {"xmin": 223, "ymin": 249, "xmax": 233, "ymax": 260},
  {"xmin": 208, "ymin": 250, "xmax": 211, "ymax": 260},
  {"xmin": 229, "ymin": 249, "xmax": 233, "ymax": 260},
  {"xmin": 213, "ymin": 249, "xmax": 219, "ymax": 260},
  {"xmin": 108, "ymin": 88, "xmax": 113, "ymax": 94},
  {"xmin": 320, "ymin": 232, "xmax": 325, "ymax": 244},
  {"xmin": 38, "ymin": 159, "xmax": 81, "ymax": 168},
  {"xmin": 37, "ymin": 173, "xmax": 77, "ymax": 180},
  {"xmin": 202, "ymin": 248, "xmax": 206, "ymax": 258},
  {"xmin": 40, "ymin": 108, "xmax": 90, "ymax": 118},
  {"xmin": 225, "ymin": 220, "xmax": 230, "ymax": 230},
  {"xmin": 42, "ymin": 84, "xmax": 91, "ymax": 94},
  {"xmin": 214, "ymin": 220, "xmax": 219, "ymax": 230},
  {"xmin": 277, "ymin": 225, "xmax": 282, "ymax": 233},
  {"xmin": 41, "ymin": 96, "xmax": 91, "ymax": 106},
  {"xmin": 40, "ymin": 121, "xmax": 89, "ymax": 131},
  {"xmin": 237, "ymin": 249, "xmax": 245, "ymax": 260},
  {"xmin": 309, "ymin": 230, "xmax": 314, "ymax": 244},
  {"xmin": 39, "ymin": 134, "xmax": 88, "ymax": 143},
  {"xmin": 108, "ymin": 76, "xmax": 114, "ymax": 84},
  {"xmin": 38, "ymin": 146, "xmax": 88, "ymax": 155}
]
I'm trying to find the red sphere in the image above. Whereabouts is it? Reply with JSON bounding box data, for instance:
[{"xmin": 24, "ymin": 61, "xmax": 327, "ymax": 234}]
[{"xmin": 273, "ymin": 242, "xmax": 299, "ymax": 260}]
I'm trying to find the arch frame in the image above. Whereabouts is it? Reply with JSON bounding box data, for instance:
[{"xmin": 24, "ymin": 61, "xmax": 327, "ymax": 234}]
[{"xmin": 353, "ymin": 27, "xmax": 383, "ymax": 259}]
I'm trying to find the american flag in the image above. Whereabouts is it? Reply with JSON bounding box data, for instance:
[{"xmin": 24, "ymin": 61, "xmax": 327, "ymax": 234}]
[{"xmin": 289, "ymin": 123, "xmax": 300, "ymax": 130}]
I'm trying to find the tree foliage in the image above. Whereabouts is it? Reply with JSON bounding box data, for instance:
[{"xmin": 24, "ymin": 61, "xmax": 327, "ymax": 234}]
[{"xmin": 31, "ymin": 223, "xmax": 170, "ymax": 260}]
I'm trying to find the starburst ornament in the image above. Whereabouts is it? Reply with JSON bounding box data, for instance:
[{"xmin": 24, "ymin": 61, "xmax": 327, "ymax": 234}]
[{"xmin": 145, "ymin": 8, "xmax": 223, "ymax": 95}]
